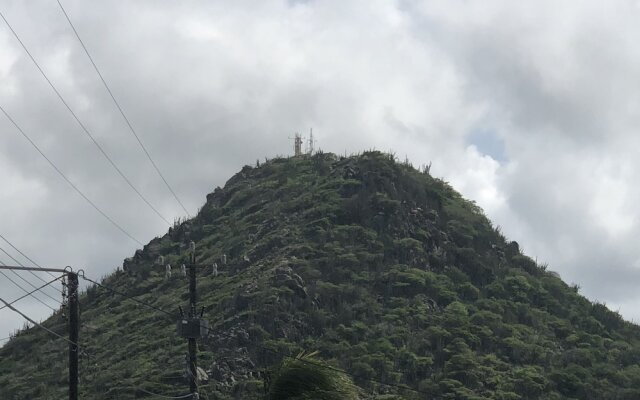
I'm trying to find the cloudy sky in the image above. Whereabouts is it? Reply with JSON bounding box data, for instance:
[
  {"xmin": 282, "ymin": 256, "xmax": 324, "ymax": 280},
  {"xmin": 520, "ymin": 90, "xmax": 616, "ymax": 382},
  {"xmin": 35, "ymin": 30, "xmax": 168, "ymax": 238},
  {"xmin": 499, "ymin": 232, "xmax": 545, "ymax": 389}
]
[{"xmin": 2, "ymin": 0, "xmax": 640, "ymax": 342}]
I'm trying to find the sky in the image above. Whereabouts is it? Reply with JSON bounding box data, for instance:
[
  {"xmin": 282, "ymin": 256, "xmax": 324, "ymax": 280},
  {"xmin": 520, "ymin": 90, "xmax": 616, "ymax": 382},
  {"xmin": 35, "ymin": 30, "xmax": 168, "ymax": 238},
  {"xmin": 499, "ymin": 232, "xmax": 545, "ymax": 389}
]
[{"xmin": 2, "ymin": 0, "xmax": 640, "ymax": 343}]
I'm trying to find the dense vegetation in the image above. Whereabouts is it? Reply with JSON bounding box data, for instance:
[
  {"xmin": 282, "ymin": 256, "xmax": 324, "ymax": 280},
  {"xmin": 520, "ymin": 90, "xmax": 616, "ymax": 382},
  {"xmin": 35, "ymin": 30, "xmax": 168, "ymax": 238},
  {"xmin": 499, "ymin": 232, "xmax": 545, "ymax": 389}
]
[
  {"xmin": 266, "ymin": 351, "xmax": 358, "ymax": 400},
  {"xmin": 2, "ymin": 151, "xmax": 640, "ymax": 399}
]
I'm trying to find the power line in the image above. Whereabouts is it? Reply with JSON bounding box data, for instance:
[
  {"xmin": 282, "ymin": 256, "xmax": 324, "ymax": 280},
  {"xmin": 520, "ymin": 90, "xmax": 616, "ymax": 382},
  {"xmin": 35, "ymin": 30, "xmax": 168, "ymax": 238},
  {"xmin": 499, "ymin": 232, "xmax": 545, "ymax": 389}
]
[
  {"xmin": 0, "ymin": 232, "xmax": 57, "ymax": 279},
  {"xmin": 11, "ymin": 271, "xmax": 427, "ymax": 397},
  {"xmin": 0, "ymin": 239, "xmax": 66, "ymax": 313},
  {"xmin": 111, "ymin": 387, "xmax": 194, "ymax": 399},
  {"xmin": 0, "ymin": 258, "xmax": 60, "ymax": 309},
  {"xmin": 0, "ymin": 244, "xmax": 60, "ymax": 293},
  {"xmin": 0, "ymin": 103, "xmax": 143, "ymax": 246},
  {"xmin": 81, "ymin": 274, "xmax": 174, "ymax": 318},
  {"xmin": 55, "ymin": 0, "xmax": 191, "ymax": 218},
  {"xmin": 0, "ymin": 244, "xmax": 62, "ymax": 298},
  {"xmin": 79, "ymin": 273, "xmax": 429, "ymax": 396},
  {"xmin": 0, "ymin": 9, "xmax": 171, "ymax": 226},
  {"xmin": 0, "ymin": 274, "xmax": 63, "ymax": 311},
  {"xmin": 0, "ymin": 296, "xmax": 85, "ymax": 353},
  {"xmin": 0, "ymin": 270, "xmax": 58, "ymax": 310}
]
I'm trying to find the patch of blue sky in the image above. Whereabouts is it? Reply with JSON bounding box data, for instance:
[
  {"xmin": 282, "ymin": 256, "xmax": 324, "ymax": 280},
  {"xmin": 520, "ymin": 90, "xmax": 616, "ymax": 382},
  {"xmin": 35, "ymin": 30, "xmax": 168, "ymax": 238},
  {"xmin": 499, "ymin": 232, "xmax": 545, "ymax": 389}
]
[{"xmin": 467, "ymin": 129, "xmax": 508, "ymax": 164}]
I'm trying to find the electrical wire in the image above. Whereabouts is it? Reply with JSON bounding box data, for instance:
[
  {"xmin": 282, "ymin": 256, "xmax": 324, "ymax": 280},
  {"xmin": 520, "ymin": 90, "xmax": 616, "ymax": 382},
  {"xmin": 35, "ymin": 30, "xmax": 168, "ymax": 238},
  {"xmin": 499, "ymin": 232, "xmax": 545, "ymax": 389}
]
[
  {"xmin": 0, "ymin": 9, "xmax": 171, "ymax": 226},
  {"xmin": 0, "ymin": 296, "xmax": 84, "ymax": 353},
  {"xmin": 79, "ymin": 273, "xmax": 430, "ymax": 396},
  {"xmin": 0, "ymin": 103, "xmax": 143, "ymax": 246},
  {"xmin": 111, "ymin": 387, "xmax": 194, "ymax": 399},
  {"xmin": 0, "ymin": 270, "xmax": 57, "ymax": 310},
  {"xmin": 55, "ymin": 0, "xmax": 190, "ymax": 218},
  {"xmin": 6, "ymin": 266, "xmax": 425, "ymax": 396},
  {"xmin": 81, "ymin": 274, "xmax": 175, "ymax": 318},
  {"xmin": 0, "ymin": 274, "xmax": 63, "ymax": 311},
  {"xmin": 0, "ymin": 260, "xmax": 60, "ymax": 310},
  {"xmin": 0, "ymin": 247, "xmax": 61, "ymax": 301},
  {"xmin": 0, "ymin": 232, "xmax": 58, "ymax": 279},
  {"xmin": 0, "ymin": 244, "xmax": 62, "ymax": 299}
]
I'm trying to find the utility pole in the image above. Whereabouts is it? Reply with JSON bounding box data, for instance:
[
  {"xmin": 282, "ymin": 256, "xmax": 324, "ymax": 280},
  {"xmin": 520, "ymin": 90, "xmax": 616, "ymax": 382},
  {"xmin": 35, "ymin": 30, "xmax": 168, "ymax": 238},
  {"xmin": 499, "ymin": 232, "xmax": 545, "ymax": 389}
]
[
  {"xmin": 171, "ymin": 242, "xmax": 208, "ymax": 399},
  {"xmin": 0, "ymin": 265, "xmax": 76, "ymax": 399},
  {"xmin": 68, "ymin": 270, "xmax": 79, "ymax": 400},
  {"xmin": 188, "ymin": 242, "xmax": 198, "ymax": 397}
]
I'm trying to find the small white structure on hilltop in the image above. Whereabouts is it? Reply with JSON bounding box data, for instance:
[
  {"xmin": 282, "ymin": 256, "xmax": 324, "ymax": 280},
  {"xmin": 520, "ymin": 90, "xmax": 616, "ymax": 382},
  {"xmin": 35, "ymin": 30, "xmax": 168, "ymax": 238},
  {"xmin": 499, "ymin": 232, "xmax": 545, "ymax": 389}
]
[
  {"xmin": 293, "ymin": 132, "xmax": 303, "ymax": 156},
  {"xmin": 307, "ymin": 128, "xmax": 314, "ymax": 154},
  {"xmin": 290, "ymin": 128, "xmax": 316, "ymax": 156}
]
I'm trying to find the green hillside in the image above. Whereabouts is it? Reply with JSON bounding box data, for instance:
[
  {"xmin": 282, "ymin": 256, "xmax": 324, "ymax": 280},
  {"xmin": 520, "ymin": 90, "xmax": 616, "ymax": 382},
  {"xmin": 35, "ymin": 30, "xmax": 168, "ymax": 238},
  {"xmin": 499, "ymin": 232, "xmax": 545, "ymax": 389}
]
[{"xmin": 2, "ymin": 151, "xmax": 640, "ymax": 399}]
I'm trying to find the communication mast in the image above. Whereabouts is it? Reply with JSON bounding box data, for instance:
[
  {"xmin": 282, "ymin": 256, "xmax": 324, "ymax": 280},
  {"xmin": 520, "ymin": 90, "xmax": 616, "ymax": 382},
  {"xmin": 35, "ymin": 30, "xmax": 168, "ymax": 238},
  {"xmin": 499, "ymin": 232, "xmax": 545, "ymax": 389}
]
[
  {"xmin": 290, "ymin": 130, "xmax": 315, "ymax": 156},
  {"xmin": 307, "ymin": 128, "xmax": 314, "ymax": 155},
  {"xmin": 292, "ymin": 133, "xmax": 303, "ymax": 156}
]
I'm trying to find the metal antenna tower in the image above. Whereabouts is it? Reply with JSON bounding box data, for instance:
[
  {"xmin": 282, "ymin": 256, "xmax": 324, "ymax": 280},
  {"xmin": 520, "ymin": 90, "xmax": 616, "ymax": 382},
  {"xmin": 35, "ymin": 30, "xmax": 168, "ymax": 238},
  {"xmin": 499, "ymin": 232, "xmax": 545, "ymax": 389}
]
[
  {"xmin": 288, "ymin": 133, "xmax": 304, "ymax": 156},
  {"xmin": 308, "ymin": 128, "xmax": 314, "ymax": 155}
]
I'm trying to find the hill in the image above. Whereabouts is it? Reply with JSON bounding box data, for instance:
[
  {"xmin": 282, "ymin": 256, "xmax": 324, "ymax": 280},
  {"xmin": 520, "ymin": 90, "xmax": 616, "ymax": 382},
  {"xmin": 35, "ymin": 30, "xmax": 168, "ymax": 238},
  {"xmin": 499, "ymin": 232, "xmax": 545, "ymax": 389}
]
[{"xmin": 2, "ymin": 151, "xmax": 640, "ymax": 399}]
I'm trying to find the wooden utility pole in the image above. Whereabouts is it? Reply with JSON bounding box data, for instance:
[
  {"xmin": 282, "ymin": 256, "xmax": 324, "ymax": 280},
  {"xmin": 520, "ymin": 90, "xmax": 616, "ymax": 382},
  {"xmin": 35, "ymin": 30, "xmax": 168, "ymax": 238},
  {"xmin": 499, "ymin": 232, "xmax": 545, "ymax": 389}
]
[
  {"xmin": 68, "ymin": 271, "xmax": 79, "ymax": 400},
  {"xmin": 171, "ymin": 242, "xmax": 208, "ymax": 398},
  {"xmin": 188, "ymin": 243, "xmax": 198, "ymax": 397},
  {"xmin": 0, "ymin": 265, "xmax": 76, "ymax": 399}
]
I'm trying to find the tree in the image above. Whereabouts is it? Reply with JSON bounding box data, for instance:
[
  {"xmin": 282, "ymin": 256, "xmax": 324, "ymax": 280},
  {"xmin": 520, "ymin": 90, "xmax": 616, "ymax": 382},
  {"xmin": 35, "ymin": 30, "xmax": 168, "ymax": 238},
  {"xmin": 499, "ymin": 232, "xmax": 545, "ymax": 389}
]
[{"xmin": 266, "ymin": 351, "xmax": 359, "ymax": 400}]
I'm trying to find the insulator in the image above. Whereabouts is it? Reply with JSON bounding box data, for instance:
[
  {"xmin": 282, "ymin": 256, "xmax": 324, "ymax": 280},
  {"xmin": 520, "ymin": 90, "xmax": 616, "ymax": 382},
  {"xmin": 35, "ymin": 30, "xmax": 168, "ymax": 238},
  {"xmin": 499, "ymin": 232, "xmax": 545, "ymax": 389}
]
[
  {"xmin": 181, "ymin": 264, "xmax": 187, "ymax": 277},
  {"xmin": 156, "ymin": 255, "xmax": 165, "ymax": 265},
  {"xmin": 165, "ymin": 264, "xmax": 172, "ymax": 279},
  {"xmin": 61, "ymin": 276, "xmax": 67, "ymax": 301},
  {"xmin": 60, "ymin": 276, "xmax": 68, "ymax": 319},
  {"xmin": 212, "ymin": 263, "xmax": 218, "ymax": 277},
  {"xmin": 190, "ymin": 241, "xmax": 196, "ymax": 252},
  {"xmin": 221, "ymin": 254, "xmax": 227, "ymax": 265}
]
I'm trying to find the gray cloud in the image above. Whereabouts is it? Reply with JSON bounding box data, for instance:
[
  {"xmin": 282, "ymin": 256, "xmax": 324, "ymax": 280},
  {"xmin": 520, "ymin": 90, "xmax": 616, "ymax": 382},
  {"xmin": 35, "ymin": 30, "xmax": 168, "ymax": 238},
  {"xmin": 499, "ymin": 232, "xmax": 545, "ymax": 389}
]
[{"xmin": 2, "ymin": 0, "xmax": 640, "ymax": 342}]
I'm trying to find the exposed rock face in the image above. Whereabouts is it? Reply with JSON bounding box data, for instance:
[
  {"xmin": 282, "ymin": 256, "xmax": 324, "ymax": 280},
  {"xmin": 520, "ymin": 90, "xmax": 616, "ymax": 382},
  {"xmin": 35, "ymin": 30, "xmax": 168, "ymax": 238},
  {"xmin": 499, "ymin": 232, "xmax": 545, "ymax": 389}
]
[{"xmin": 273, "ymin": 265, "xmax": 307, "ymax": 299}]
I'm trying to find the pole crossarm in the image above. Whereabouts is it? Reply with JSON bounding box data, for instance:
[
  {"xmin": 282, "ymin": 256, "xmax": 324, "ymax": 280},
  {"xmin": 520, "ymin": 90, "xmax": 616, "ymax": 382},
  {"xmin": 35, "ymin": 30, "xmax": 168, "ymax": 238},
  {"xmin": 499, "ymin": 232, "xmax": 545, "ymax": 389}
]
[
  {"xmin": 1, "ymin": 264, "xmax": 78, "ymax": 400},
  {"xmin": 0, "ymin": 265, "xmax": 70, "ymax": 273}
]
